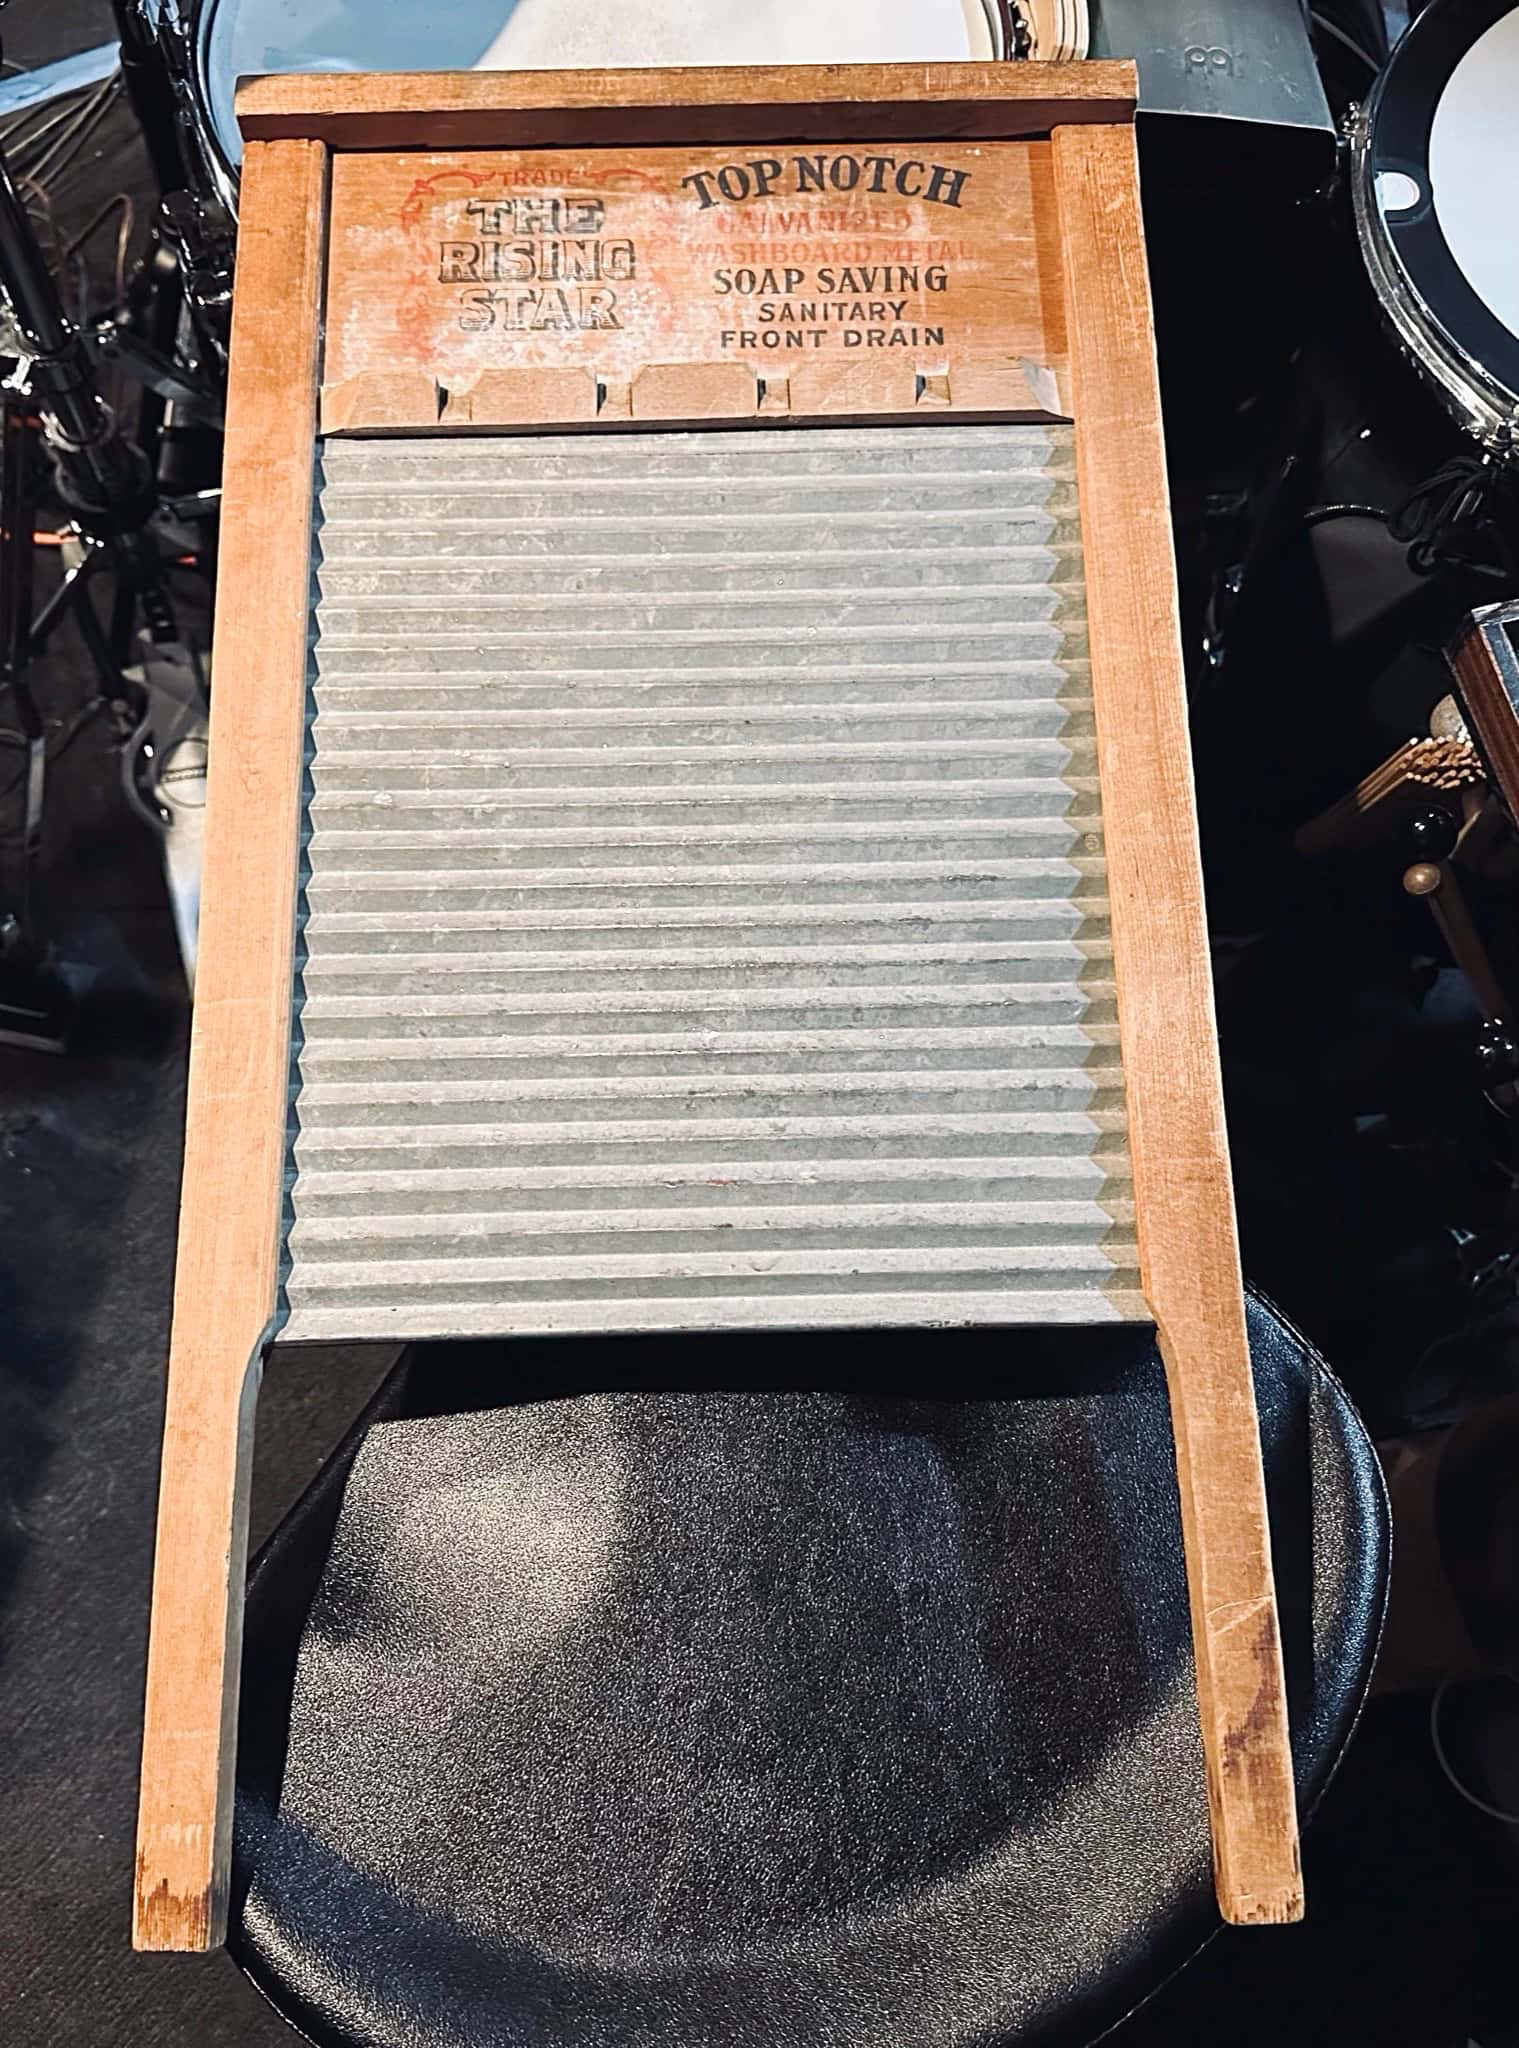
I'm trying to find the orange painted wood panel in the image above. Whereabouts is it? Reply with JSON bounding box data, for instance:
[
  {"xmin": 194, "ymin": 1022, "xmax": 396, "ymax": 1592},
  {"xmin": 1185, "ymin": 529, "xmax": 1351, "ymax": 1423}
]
[{"xmin": 322, "ymin": 141, "xmax": 1067, "ymax": 428}]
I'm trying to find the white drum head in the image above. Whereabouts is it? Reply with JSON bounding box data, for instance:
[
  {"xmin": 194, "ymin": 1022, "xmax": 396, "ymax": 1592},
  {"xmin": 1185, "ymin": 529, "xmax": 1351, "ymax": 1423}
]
[
  {"xmin": 1429, "ymin": 6, "xmax": 1519, "ymax": 345},
  {"xmin": 200, "ymin": 0, "xmax": 1002, "ymax": 173},
  {"xmin": 476, "ymin": 0, "xmax": 997, "ymax": 68}
]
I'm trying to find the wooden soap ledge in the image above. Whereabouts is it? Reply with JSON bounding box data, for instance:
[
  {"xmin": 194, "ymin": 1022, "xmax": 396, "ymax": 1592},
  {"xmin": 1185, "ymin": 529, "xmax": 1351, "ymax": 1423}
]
[{"xmin": 320, "ymin": 357, "xmax": 1070, "ymax": 435}]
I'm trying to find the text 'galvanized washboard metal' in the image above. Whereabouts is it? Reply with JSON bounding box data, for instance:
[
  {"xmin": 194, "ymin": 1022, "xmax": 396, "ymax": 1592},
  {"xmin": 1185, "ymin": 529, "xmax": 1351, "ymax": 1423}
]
[{"xmin": 282, "ymin": 424, "xmax": 1141, "ymax": 1342}]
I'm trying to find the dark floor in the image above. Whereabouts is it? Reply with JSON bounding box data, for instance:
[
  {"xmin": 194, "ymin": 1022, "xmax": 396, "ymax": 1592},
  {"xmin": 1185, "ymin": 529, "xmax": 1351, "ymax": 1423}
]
[
  {"xmin": 3, "ymin": 2, "xmax": 1519, "ymax": 2043},
  {"xmin": 0, "ymin": 585, "xmax": 394, "ymax": 2044}
]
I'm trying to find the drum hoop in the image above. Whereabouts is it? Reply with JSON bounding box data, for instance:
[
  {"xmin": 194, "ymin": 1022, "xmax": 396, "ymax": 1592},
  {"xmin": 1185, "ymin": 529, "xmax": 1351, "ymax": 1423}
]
[
  {"xmin": 1351, "ymin": 112, "xmax": 1516, "ymax": 446},
  {"xmin": 1355, "ymin": 0, "xmax": 1519, "ymax": 449},
  {"xmin": 187, "ymin": 0, "xmax": 1014, "ymax": 205},
  {"xmin": 189, "ymin": 0, "xmax": 241, "ymax": 211}
]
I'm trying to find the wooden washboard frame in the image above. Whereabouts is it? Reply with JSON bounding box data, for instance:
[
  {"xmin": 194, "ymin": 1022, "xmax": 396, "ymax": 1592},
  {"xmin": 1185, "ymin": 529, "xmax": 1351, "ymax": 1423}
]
[{"xmin": 134, "ymin": 61, "xmax": 1302, "ymax": 1952}]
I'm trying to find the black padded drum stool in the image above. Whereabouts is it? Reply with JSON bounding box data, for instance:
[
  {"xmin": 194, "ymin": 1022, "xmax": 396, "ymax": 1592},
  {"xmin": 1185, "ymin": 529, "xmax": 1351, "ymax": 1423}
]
[{"xmin": 231, "ymin": 1291, "xmax": 1387, "ymax": 2048}]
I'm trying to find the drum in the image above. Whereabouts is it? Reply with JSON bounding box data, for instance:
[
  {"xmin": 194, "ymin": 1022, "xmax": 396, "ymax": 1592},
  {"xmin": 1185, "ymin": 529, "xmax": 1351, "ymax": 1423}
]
[
  {"xmin": 191, "ymin": 0, "xmax": 1011, "ymax": 203},
  {"xmin": 1352, "ymin": 0, "xmax": 1519, "ymax": 449}
]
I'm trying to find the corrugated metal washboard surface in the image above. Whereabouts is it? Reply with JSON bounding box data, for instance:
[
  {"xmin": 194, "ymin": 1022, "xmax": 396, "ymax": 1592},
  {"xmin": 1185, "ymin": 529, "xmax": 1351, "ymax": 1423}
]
[{"xmin": 280, "ymin": 424, "xmax": 1143, "ymax": 1342}]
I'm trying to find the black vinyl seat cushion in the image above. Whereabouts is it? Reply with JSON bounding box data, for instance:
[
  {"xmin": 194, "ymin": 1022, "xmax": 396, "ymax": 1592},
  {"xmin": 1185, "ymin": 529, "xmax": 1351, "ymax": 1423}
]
[{"xmin": 231, "ymin": 1293, "xmax": 1388, "ymax": 2048}]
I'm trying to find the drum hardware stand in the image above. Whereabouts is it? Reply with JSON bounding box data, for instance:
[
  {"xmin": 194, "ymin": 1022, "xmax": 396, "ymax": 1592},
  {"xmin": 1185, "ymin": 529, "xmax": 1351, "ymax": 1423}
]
[
  {"xmin": 113, "ymin": 0, "xmax": 223, "ymax": 202},
  {"xmin": 0, "ymin": 107, "xmax": 212, "ymax": 1022},
  {"xmin": 1401, "ymin": 848, "xmax": 1519, "ymax": 1115},
  {"xmin": 113, "ymin": 0, "xmax": 238, "ymax": 375},
  {"xmin": 1194, "ymin": 394, "xmax": 1323, "ymax": 686},
  {"xmin": 103, "ymin": 0, "xmax": 235, "ymax": 410},
  {"xmin": 111, "ymin": 0, "xmax": 197, "ymax": 200},
  {"xmin": 85, "ymin": 4, "xmax": 236, "ymax": 382},
  {"xmin": 155, "ymin": 189, "xmax": 234, "ymax": 378},
  {"xmin": 91, "ymin": 317, "xmax": 223, "ymax": 420},
  {"xmin": 0, "ymin": 398, "xmax": 66, "ymax": 1051},
  {"xmin": 1296, "ymin": 693, "xmax": 1519, "ymax": 1111},
  {"xmin": 0, "ymin": 137, "xmax": 168, "ymax": 644}
]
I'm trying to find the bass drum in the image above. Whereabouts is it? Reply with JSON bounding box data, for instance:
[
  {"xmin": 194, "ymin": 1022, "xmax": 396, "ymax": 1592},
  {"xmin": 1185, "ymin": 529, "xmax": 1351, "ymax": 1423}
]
[
  {"xmin": 193, "ymin": 0, "xmax": 1010, "ymax": 205},
  {"xmin": 1352, "ymin": 0, "xmax": 1519, "ymax": 449}
]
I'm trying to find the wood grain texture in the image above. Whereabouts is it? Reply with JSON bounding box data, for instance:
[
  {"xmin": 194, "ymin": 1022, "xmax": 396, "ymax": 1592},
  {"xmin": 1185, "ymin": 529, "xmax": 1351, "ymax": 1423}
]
[
  {"xmin": 133, "ymin": 137, "xmax": 328, "ymax": 1954},
  {"xmin": 320, "ymin": 142, "xmax": 1067, "ymax": 431},
  {"xmin": 236, "ymin": 60, "xmax": 1135, "ymax": 152},
  {"xmin": 1449, "ymin": 605, "xmax": 1519, "ymax": 823},
  {"xmin": 1051, "ymin": 120, "xmax": 1303, "ymax": 1926}
]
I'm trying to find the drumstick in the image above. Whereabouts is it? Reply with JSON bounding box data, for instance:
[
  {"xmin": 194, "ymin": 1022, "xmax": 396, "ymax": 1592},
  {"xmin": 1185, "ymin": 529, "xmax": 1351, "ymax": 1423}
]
[{"xmin": 1295, "ymin": 736, "xmax": 1485, "ymax": 858}]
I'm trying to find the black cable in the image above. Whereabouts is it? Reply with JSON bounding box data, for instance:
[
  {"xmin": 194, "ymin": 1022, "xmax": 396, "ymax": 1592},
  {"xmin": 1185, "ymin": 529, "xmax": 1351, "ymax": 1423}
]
[{"xmin": 1389, "ymin": 447, "xmax": 1519, "ymax": 579}]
